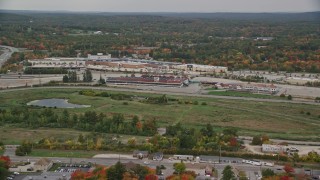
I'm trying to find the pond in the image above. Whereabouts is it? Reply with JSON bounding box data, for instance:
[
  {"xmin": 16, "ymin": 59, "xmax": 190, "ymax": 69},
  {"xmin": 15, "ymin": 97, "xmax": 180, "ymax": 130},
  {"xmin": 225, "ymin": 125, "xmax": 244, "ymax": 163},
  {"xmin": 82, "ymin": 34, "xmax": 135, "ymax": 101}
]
[{"xmin": 27, "ymin": 98, "xmax": 90, "ymax": 108}]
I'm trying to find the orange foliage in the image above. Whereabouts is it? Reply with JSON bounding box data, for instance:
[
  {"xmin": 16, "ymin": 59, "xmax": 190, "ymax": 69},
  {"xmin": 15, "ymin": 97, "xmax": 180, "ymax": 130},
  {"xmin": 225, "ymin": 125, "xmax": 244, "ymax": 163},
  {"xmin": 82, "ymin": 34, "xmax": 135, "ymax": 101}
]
[
  {"xmin": 136, "ymin": 121, "xmax": 142, "ymax": 130},
  {"xmin": 71, "ymin": 166, "xmax": 107, "ymax": 180},
  {"xmin": 0, "ymin": 156, "xmax": 11, "ymax": 169},
  {"xmin": 283, "ymin": 164, "xmax": 295, "ymax": 174},
  {"xmin": 145, "ymin": 174, "xmax": 158, "ymax": 180}
]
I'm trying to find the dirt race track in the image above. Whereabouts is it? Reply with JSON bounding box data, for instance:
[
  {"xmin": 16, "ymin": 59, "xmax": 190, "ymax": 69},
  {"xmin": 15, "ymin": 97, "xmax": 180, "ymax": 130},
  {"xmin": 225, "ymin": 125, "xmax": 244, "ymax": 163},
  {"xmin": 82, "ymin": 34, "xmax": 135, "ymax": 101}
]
[{"xmin": 0, "ymin": 72, "xmax": 319, "ymax": 101}]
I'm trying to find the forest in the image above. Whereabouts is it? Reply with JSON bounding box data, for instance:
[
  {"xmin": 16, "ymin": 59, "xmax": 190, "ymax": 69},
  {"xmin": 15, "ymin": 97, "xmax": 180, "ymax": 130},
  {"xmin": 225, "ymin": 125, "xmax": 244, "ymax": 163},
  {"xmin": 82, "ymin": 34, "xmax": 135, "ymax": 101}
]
[{"xmin": 0, "ymin": 11, "xmax": 319, "ymax": 73}]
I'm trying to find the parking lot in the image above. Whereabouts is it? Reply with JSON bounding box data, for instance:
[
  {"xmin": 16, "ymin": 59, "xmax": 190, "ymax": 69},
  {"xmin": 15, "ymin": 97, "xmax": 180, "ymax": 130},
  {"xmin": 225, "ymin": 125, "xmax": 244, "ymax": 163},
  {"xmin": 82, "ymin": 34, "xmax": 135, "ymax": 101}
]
[{"xmin": 53, "ymin": 163, "xmax": 91, "ymax": 173}]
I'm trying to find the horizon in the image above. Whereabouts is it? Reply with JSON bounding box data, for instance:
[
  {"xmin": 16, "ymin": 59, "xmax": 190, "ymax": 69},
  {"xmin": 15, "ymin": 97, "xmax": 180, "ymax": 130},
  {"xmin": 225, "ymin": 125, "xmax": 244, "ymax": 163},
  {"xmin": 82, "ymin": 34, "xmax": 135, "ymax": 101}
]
[
  {"xmin": 1, "ymin": 0, "xmax": 319, "ymax": 13},
  {"xmin": 1, "ymin": 9, "xmax": 319, "ymax": 14}
]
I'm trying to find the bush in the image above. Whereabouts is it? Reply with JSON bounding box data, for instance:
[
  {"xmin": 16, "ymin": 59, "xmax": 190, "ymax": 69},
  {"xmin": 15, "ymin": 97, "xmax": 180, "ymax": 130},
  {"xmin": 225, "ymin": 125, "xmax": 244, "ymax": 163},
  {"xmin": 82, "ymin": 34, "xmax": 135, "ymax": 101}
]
[
  {"xmin": 287, "ymin": 95, "xmax": 293, "ymax": 100},
  {"xmin": 280, "ymin": 94, "xmax": 286, "ymax": 98},
  {"xmin": 123, "ymin": 102, "xmax": 129, "ymax": 105},
  {"xmin": 201, "ymin": 102, "xmax": 207, "ymax": 105},
  {"xmin": 306, "ymin": 112, "xmax": 311, "ymax": 115},
  {"xmin": 262, "ymin": 168, "xmax": 275, "ymax": 177},
  {"xmin": 193, "ymin": 101, "xmax": 199, "ymax": 105}
]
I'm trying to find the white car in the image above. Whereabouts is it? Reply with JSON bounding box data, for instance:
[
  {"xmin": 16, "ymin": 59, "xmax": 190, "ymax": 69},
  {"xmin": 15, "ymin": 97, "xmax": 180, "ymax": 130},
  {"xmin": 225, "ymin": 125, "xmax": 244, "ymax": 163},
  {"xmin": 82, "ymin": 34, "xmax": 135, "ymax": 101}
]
[
  {"xmin": 144, "ymin": 161, "xmax": 150, "ymax": 165},
  {"xmin": 13, "ymin": 172, "xmax": 20, "ymax": 175}
]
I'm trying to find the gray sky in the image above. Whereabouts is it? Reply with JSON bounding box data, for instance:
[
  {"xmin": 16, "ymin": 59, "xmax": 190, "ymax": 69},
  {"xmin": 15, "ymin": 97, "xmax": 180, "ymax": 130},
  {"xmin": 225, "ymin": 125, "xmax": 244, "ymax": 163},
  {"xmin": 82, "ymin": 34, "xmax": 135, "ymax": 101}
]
[{"xmin": 1, "ymin": 0, "xmax": 319, "ymax": 12}]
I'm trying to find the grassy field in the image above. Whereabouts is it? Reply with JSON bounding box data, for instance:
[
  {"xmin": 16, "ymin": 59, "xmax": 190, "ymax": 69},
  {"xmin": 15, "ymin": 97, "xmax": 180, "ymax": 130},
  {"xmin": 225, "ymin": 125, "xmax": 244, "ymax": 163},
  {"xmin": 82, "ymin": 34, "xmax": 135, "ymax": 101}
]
[
  {"xmin": 30, "ymin": 149, "xmax": 100, "ymax": 158},
  {"xmin": 0, "ymin": 88, "xmax": 319, "ymax": 141},
  {"xmin": 208, "ymin": 90, "xmax": 282, "ymax": 99}
]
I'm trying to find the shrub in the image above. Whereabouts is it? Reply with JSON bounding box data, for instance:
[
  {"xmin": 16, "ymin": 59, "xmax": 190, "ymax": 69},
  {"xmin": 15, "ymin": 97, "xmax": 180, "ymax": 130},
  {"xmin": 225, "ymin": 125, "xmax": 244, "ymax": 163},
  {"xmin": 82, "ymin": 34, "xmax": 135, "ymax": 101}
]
[
  {"xmin": 287, "ymin": 95, "xmax": 292, "ymax": 100},
  {"xmin": 123, "ymin": 102, "xmax": 129, "ymax": 105},
  {"xmin": 201, "ymin": 102, "xmax": 207, "ymax": 105},
  {"xmin": 306, "ymin": 112, "xmax": 311, "ymax": 115},
  {"xmin": 193, "ymin": 101, "xmax": 199, "ymax": 105},
  {"xmin": 280, "ymin": 94, "xmax": 286, "ymax": 98},
  {"xmin": 262, "ymin": 168, "xmax": 275, "ymax": 177}
]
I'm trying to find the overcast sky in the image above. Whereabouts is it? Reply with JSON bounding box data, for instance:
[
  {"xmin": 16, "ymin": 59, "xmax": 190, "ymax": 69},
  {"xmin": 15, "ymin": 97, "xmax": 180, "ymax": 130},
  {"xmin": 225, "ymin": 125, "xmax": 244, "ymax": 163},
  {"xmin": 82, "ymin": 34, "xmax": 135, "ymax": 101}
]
[{"xmin": 1, "ymin": 0, "xmax": 319, "ymax": 12}]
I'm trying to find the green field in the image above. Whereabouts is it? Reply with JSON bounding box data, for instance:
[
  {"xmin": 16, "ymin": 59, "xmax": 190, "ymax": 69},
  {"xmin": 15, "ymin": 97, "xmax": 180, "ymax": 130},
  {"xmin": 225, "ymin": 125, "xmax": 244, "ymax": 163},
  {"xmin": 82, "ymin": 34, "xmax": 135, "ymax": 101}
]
[
  {"xmin": 208, "ymin": 90, "xmax": 281, "ymax": 99},
  {"xmin": 0, "ymin": 88, "xmax": 319, "ymax": 141},
  {"xmin": 30, "ymin": 149, "xmax": 100, "ymax": 158}
]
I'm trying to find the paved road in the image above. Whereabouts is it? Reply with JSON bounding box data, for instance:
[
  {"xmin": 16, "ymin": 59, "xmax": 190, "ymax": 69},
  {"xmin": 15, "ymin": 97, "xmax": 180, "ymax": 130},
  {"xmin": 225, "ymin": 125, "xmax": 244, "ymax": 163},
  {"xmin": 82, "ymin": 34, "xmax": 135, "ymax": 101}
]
[
  {"xmin": 0, "ymin": 45, "xmax": 19, "ymax": 68},
  {"xmin": 0, "ymin": 85, "xmax": 319, "ymax": 106},
  {"xmin": 239, "ymin": 136, "xmax": 320, "ymax": 146}
]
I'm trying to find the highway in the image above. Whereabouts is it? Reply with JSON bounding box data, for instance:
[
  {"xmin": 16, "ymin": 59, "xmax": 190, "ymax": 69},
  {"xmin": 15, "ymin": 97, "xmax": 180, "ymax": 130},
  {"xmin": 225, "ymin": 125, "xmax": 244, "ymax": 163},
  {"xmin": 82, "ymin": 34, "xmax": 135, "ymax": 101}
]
[{"xmin": 0, "ymin": 45, "xmax": 19, "ymax": 68}]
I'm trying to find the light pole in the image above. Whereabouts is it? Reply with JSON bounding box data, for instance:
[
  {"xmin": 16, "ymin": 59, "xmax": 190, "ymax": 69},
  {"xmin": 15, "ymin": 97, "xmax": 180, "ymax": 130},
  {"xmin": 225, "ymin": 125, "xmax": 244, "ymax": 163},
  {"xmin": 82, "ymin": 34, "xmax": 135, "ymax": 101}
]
[{"xmin": 219, "ymin": 145, "xmax": 221, "ymax": 164}]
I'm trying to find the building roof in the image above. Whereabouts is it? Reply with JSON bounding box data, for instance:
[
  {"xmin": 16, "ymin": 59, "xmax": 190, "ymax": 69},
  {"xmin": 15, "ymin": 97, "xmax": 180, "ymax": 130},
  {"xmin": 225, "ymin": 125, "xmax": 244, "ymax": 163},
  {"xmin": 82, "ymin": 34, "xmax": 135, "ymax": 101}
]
[
  {"xmin": 199, "ymin": 155, "xmax": 243, "ymax": 162},
  {"xmin": 124, "ymin": 161, "xmax": 138, "ymax": 170},
  {"xmin": 133, "ymin": 150, "xmax": 149, "ymax": 155}
]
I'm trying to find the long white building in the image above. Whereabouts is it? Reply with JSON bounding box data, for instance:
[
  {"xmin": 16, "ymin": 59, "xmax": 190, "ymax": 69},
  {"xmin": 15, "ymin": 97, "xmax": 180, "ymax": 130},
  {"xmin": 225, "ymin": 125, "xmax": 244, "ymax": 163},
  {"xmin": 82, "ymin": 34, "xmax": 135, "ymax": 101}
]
[{"xmin": 173, "ymin": 64, "xmax": 228, "ymax": 73}]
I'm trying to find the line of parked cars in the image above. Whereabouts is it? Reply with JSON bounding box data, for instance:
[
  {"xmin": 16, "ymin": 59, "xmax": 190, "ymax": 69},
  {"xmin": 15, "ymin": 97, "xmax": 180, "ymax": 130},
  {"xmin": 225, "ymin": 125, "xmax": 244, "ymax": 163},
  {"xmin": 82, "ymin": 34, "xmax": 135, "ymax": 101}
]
[
  {"xmin": 242, "ymin": 159, "xmax": 274, "ymax": 166},
  {"xmin": 6, "ymin": 172, "xmax": 19, "ymax": 180}
]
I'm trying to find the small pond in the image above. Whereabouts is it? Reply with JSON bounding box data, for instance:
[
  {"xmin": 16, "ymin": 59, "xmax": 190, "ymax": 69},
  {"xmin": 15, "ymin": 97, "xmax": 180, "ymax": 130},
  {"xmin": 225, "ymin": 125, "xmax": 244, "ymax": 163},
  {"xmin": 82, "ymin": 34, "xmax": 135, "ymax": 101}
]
[{"xmin": 27, "ymin": 98, "xmax": 90, "ymax": 108}]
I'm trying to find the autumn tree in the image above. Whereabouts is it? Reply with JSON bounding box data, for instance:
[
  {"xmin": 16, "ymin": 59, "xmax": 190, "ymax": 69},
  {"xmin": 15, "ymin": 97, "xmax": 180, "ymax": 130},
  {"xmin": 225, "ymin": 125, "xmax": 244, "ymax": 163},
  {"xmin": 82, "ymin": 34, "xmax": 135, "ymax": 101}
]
[
  {"xmin": 0, "ymin": 156, "xmax": 11, "ymax": 180},
  {"xmin": 283, "ymin": 163, "xmax": 295, "ymax": 174}
]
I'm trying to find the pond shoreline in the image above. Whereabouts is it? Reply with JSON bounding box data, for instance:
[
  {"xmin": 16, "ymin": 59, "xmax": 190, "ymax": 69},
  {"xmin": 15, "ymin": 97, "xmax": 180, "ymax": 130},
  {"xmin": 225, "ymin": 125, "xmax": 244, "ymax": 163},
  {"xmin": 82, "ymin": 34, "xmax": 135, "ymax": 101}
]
[{"xmin": 27, "ymin": 98, "xmax": 90, "ymax": 108}]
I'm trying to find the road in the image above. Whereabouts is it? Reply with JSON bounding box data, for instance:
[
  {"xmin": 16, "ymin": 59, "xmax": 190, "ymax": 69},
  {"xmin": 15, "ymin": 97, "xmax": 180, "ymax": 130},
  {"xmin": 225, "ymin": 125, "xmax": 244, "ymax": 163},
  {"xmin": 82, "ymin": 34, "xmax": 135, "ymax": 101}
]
[{"xmin": 0, "ymin": 45, "xmax": 19, "ymax": 68}]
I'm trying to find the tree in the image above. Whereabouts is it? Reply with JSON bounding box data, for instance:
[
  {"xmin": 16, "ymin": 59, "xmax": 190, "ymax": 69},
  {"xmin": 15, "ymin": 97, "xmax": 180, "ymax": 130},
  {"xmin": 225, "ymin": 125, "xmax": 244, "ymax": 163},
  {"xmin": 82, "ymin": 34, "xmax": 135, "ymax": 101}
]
[
  {"xmin": 0, "ymin": 156, "xmax": 11, "ymax": 169},
  {"xmin": 131, "ymin": 164, "xmax": 149, "ymax": 180},
  {"xmin": 63, "ymin": 75, "xmax": 69, "ymax": 83},
  {"xmin": 0, "ymin": 156, "xmax": 11, "ymax": 180},
  {"xmin": 145, "ymin": 174, "xmax": 158, "ymax": 180},
  {"xmin": 15, "ymin": 141, "xmax": 32, "ymax": 156},
  {"xmin": 127, "ymin": 138, "xmax": 137, "ymax": 148},
  {"xmin": 78, "ymin": 134, "xmax": 85, "ymax": 144},
  {"xmin": 99, "ymin": 74, "xmax": 106, "ymax": 84},
  {"xmin": 252, "ymin": 135, "xmax": 262, "ymax": 145},
  {"xmin": 83, "ymin": 69, "xmax": 93, "ymax": 82},
  {"xmin": 158, "ymin": 94, "xmax": 168, "ymax": 104},
  {"xmin": 287, "ymin": 95, "xmax": 293, "ymax": 100},
  {"xmin": 200, "ymin": 123, "xmax": 214, "ymax": 137},
  {"xmin": 223, "ymin": 128, "xmax": 238, "ymax": 137},
  {"xmin": 106, "ymin": 161, "xmax": 126, "ymax": 180},
  {"xmin": 222, "ymin": 165, "xmax": 236, "ymax": 180},
  {"xmin": 173, "ymin": 162, "xmax": 186, "ymax": 174},
  {"xmin": 262, "ymin": 168, "xmax": 275, "ymax": 178},
  {"xmin": 283, "ymin": 163, "xmax": 294, "ymax": 174},
  {"xmin": 68, "ymin": 71, "xmax": 78, "ymax": 82},
  {"xmin": 261, "ymin": 134, "xmax": 270, "ymax": 144},
  {"xmin": 71, "ymin": 170, "xmax": 86, "ymax": 180}
]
